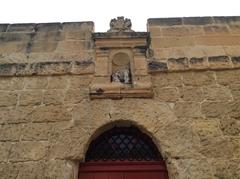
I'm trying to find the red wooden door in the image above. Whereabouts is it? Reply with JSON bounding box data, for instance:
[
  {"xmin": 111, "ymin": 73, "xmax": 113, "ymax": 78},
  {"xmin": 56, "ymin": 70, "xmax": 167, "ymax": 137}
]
[{"xmin": 79, "ymin": 161, "xmax": 169, "ymax": 179}]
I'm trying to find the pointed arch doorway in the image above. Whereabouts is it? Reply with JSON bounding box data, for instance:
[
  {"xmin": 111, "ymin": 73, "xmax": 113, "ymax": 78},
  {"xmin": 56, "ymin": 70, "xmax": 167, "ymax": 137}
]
[{"xmin": 79, "ymin": 126, "xmax": 169, "ymax": 179}]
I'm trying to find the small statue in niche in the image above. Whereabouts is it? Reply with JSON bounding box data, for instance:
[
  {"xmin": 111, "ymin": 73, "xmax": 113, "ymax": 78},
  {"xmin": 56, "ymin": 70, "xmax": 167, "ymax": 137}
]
[
  {"xmin": 111, "ymin": 68, "xmax": 131, "ymax": 84},
  {"xmin": 111, "ymin": 52, "xmax": 132, "ymax": 84}
]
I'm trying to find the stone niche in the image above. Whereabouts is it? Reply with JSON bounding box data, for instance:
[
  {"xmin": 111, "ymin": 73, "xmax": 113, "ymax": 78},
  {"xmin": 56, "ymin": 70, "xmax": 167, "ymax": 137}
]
[{"xmin": 90, "ymin": 17, "xmax": 152, "ymax": 99}]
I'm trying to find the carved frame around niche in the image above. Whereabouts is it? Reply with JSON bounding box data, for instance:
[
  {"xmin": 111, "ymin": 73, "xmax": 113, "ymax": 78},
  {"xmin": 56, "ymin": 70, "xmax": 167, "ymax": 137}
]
[{"xmin": 89, "ymin": 17, "xmax": 152, "ymax": 99}]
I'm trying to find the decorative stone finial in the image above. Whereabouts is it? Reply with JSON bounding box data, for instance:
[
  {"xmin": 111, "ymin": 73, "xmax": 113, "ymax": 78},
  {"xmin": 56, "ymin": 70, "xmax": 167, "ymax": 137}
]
[{"xmin": 108, "ymin": 16, "xmax": 134, "ymax": 32}]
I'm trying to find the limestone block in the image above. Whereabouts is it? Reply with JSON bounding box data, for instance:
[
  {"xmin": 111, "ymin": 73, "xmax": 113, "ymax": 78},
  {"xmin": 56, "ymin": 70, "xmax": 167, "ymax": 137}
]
[
  {"xmin": 156, "ymin": 123, "xmax": 201, "ymax": 159},
  {"xmin": 30, "ymin": 61, "xmax": 72, "ymax": 75},
  {"xmin": 30, "ymin": 105, "xmax": 72, "ymax": 123},
  {"xmin": 21, "ymin": 123, "xmax": 52, "ymax": 141},
  {"xmin": 204, "ymin": 25, "xmax": 230, "ymax": 35},
  {"xmin": 9, "ymin": 141, "xmax": 48, "ymax": 162},
  {"xmin": 0, "ymin": 42, "xmax": 28, "ymax": 53},
  {"xmin": 151, "ymin": 37, "xmax": 195, "ymax": 48},
  {"xmin": 168, "ymin": 57, "xmax": 189, "ymax": 71},
  {"xmin": 202, "ymin": 85, "xmax": 232, "ymax": 101},
  {"xmin": 0, "ymin": 124, "xmax": 22, "ymax": 141},
  {"xmin": 148, "ymin": 17, "xmax": 183, "ymax": 26},
  {"xmin": 230, "ymin": 84, "xmax": 240, "ymax": 100},
  {"xmin": 49, "ymin": 126, "xmax": 88, "ymax": 160},
  {"xmin": 152, "ymin": 72, "xmax": 182, "ymax": 88},
  {"xmin": 56, "ymin": 41, "xmax": 92, "ymax": 53},
  {"xmin": 19, "ymin": 90, "xmax": 43, "ymax": 106},
  {"xmin": 29, "ymin": 41, "xmax": 58, "ymax": 53},
  {"xmin": 174, "ymin": 102, "xmax": 202, "ymax": 118},
  {"xmin": 0, "ymin": 32, "xmax": 32, "ymax": 42},
  {"xmin": 161, "ymin": 26, "xmax": 189, "ymax": 37},
  {"xmin": 0, "ymin": 106, "xmax": 34, "ymax": 124},
  {"xmin": 71, "ymin": 60, "xmax": 94, "ymax": 74},
  {"xmin": 148, "ymin": 26, "xmax": 161, "ymax": 37},
  {"xmin": 148, "ymin": 61, "xmax": 168, "ymax": 72},
  {"xmin": 24, "ymin": 76, "xmax": 48, "ymax": 89},
  {"xmin": 231, "ymin": 56, "xmax": 240, "ymax": 68},
  {"xmin": 44, "ymin": 160, "xmax": 74, "ymax": 179},
  {"xmin": 224, "ymin": 46, "xmax": 240, "ymax": 56},
  {"xmin": 189, "ymin": 57, "xmax": 209, "ymax": 70},
  {"xmin": 0, "ymin": 142, "xmax": 11, "ymax": 162},
  {"xmin": 201, "ymin": 101, "xmax": 230, "ymax": 118},
  {"xmin": 229, "ymin": 101, "xmax": 240, "ymax": 119},
  {"xmin": 202, "ymin": 46, "xmax": 226, "ymax": 56},
  {"xmin": 14, "ymin": 161, "xmax": 45, "ymax": 179},
  {"xmin": 64, "ymin": 89, "xmax": 87, "ymax": 104},
  {"xmin": 0, "ymin": 24, "xmax": 9, "ymax": 32},
  {"xmin": 33, "ymin": 31, "xmax": 64, "ymax": 41},
  {"xmin": 7, "ymin": 23, "xmax": 35, "ymax": 32},
  {"xmin": 95, "ymin": 56, "xmax": 109, "ymax": 76},
  {"xmin": 182, "ymin": 71, "xmax": 215, "ymax": 86},
  {"xmin": 192, "ymin": 120, "xmax": 222, "ymax": 140},
  {"xmin": 187, "ymin": 26, "xmax": 205, "ymax": 36},
  {"xmin": 199, "ymin": 137, "xmax": 237, "ymax": 158},
  {"xmin": 154, "ymin": 87, "xmax": 179, "ymax": 102},
  {"xmin": 179, "ymin": 86, "xmax": 203, "ymax": 102},
  {"xmin": 194, "ymin": 35, "xmax": 240, "ymax": 46},
  {"xmin": 35, "ymin": 23, "xmax": 62, "ymax": 32},
  {"xmin": 47, "ymin": 76, "xmax": 69, "ymax": 89},
  {"xmin": 0, "ymin": 63, "xmax": 28, "ymax": 76},
  {"xmin": 134, "ymin": 57, "xmax": 147, "ymax": 70},
  {"xmin": 216, "ymin": 70, "xmax": 240, "ymax": 85},
  {"xmin": 0, "ymin": 91, "xmax": 17, "ymax": 107},
  {"xmin": 220, "ymin": 117, "xmax": 240, "ymax": 136},
  {"xmin": 228, "ymin": 24, "xmax": 240, "ymax": 34},
  {"xmin": 69, "ymin": 75, "xmax": 92, "ymax": 89},
  {"xmin": 169, "ymin": 158, "xmax": 214, "ymax": 179},
  {"xmin": 210, "ymin": 159, "xmax": 240, "ymax": 179},
  {"xmin": 0, "ymin": 162, "xmax": 19, "ymax": 179},
  {"xmin": 0, "ymin": 77, "xmax": 24, "ymax": 90},
  {"xmin": 208, "ymin": 55, "xmax": 232, "ymax": 69},
  {"xmin": 43, "ymin": 90, "xmax": 64, "ymax": 105}
]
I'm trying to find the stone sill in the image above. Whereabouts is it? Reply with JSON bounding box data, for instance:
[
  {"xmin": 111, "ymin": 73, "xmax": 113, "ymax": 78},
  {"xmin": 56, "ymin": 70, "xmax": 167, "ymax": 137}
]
[{"xmin": 89, "ymin": 82, "xmax": 153, "ymax": 99}]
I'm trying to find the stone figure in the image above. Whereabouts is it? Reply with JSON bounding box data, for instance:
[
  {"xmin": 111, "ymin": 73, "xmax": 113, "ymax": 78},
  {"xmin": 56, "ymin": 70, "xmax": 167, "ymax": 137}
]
[
  {"xmin": 108, "ymin": 16, "xmax": 134, "ymax": 32},
  {"xmin": 111, "ymin": 69, "xmax": 131, "ymax": 84}
]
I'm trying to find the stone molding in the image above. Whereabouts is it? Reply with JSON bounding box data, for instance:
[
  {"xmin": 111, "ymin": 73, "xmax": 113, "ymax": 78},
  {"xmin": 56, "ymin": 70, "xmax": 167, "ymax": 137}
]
[
  {"xmin": 0, "ymin": 21, "xmax": 94, "ymax": 33},
  {"xmin": 148, "ymin": 55, "xmax": 240, "ymax": 73},
  {"xmin": 148, "ymin": 16, "xmax": 240, "ymax": 26},
  {"xmin": 0, "ymin": 59, "xmax": 94, "ymax": 76},
  {"xmin": 1, "ymin": 55, "xmax": 240, "ymax": 76}
]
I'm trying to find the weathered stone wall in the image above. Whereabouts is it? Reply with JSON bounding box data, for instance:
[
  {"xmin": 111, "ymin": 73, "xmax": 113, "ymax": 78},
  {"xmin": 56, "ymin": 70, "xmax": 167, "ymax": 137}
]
[
  {"xmin": 0, "ymin": 22, "xmax": 94, "ymax": 63},
  {"xmin": 0, "ymin": 17, "xmax": 240, "ymax": 179}
]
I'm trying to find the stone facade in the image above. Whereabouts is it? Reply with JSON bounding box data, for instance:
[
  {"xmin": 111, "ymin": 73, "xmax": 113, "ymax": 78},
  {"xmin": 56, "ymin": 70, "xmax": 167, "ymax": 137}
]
[{"xmin": 0, "ymin": 16, "xmax": 240, "ymax": 179}]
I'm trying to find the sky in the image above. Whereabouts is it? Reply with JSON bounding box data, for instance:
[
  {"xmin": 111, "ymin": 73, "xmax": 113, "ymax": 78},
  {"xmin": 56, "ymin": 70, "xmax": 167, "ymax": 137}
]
[{"xmin": 0, "ymin": 0, "xmax": 240, "ymax": 32}]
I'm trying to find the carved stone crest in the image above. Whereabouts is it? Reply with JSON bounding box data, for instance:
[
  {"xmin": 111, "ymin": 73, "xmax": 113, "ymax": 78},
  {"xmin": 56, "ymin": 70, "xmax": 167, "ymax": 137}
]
[{"xmin": 108, "ymin": 16, "xmax": 134, "ymax": 32}]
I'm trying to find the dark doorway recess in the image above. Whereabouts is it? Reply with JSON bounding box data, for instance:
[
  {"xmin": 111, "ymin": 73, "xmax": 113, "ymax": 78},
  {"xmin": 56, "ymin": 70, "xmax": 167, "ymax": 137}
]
[{"xmin": 79, "ymin": 126, "xmax": 169, "ymax": 179}]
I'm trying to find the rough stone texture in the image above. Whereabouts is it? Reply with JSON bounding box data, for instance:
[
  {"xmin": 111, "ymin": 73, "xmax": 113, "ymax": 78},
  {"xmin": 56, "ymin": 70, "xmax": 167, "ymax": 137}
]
[{"xmin": 0, "ymin": 17, "xmax": 240, "ymax": 179}]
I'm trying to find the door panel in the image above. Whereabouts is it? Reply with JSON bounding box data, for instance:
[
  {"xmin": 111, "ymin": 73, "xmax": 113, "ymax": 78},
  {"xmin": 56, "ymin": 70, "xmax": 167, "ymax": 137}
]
[
  {"xmin": 79, "ymin": 172, "xmax": 124, "ymax": 179},
  {"xmin": 79, "ymin": 161, "xmax": 169, "ymax": 179},
  {"xmin": 79, "ymin": 172, "xmax": 107, "ymax": 179},
  {"xmin": 125, "ymin": 171, "xmax": 169, "ymax": 179}
]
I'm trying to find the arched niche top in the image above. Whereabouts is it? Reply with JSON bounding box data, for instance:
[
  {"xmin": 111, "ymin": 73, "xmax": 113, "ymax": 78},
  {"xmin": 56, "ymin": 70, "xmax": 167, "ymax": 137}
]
[
  {"xmin": 85, "ymin": 126, "xmax": 162, "ymax": 161},
  {"xmin": 111, "ymin": 52, "xmax": 132, "ymax": 84}
]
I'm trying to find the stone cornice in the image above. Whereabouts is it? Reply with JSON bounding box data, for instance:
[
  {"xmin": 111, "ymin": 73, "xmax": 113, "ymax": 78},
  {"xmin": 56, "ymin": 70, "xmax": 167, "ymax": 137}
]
[
  {"xmin": 148, "ymin": 55, "xmax": 240, "ymax": 73},
  {"xmin": 148, "ymin": 16, "xmax": 240, "ymax": 26},
  {"xmin": 0, "ymin": 59, "xmax": 94, "ymax": 76},
  {"xmin": 1, "ymin": 55, "xmax": 240, "ymax": 77}
]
